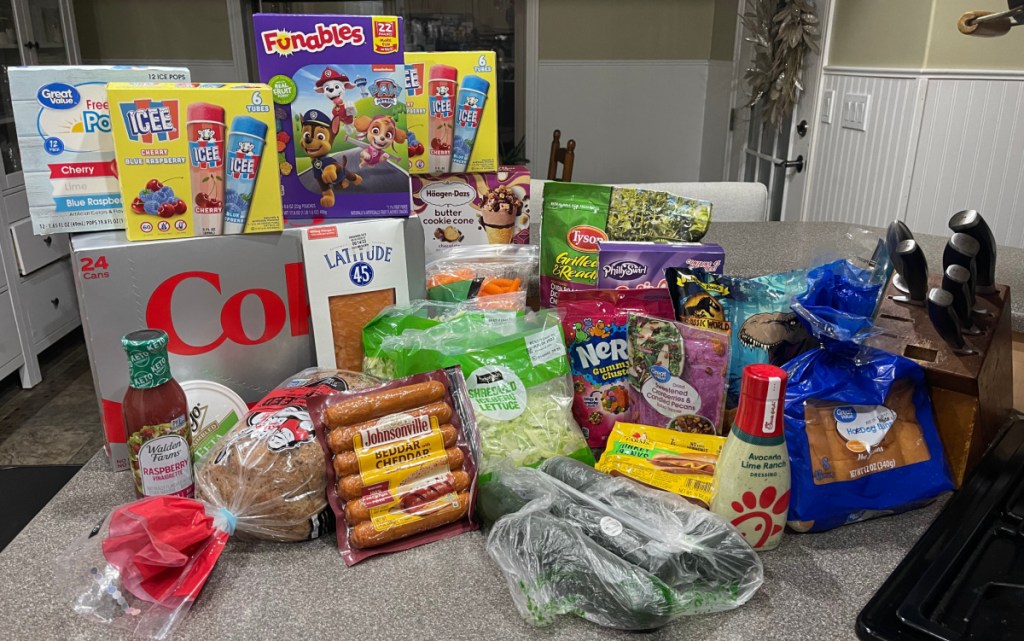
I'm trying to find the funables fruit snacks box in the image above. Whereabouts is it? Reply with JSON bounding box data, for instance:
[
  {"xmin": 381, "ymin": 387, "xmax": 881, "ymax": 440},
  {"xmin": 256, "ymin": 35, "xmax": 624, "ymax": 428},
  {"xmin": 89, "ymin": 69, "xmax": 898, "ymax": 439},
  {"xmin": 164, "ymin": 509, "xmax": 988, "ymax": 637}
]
[
  {"xmin": 253, "ymin": 14, "xmax": 410, "ymax": 219},
  {"xmin": 413, "ymin": 165, "xmax": 530, "ymax": 263},
  {"xmin": 108, "ymin": 82, "xmax": 282, "ymax": 242},
  {"xmin": 8, "ymin": 66, "xmax": 191, "ymax": 235},
  {"xmin": 404, "ymin": 51, "xmax": 498, "ymax": 175}
]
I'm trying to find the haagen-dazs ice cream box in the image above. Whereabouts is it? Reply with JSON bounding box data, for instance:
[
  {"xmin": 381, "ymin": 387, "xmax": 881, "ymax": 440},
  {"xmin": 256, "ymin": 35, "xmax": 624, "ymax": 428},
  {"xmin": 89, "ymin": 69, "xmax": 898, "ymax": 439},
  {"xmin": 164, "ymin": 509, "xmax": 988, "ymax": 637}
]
[
  {"xmin": 8, "ymin": 65, "xmax": 191, "ymax": 235},
  {"xmin": 413, "ymin": 165, "xmax": 530, "ymax": 262},
  {"xmin": 597, "ymin": 241, "xmax": 725, "ymax": 290},
  {"xmin": 253, "ymin": 13, "xmax": 410, "ymax": 219},
  {"xmin": 108, "ymin": 82, "xmax": 282, "ymax": 242}
]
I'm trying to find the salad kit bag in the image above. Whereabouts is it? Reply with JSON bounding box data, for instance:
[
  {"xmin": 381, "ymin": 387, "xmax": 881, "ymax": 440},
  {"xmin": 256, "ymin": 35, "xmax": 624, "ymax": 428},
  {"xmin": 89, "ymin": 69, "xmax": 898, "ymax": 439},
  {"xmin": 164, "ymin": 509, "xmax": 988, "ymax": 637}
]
[
  {"xmin": 389, "ymin": 310, "xmax": 594, "ymax": 477},
  {"xmin": 557, "ymin": 288, "xmax": 675, "ymax": 451},
  {"xmin": 481, "ymin": 457, "xmax": 763, "ymax": 630},
  {"xmin": 783, "ymin": 260, "xmax": 953, "ymax": 532},
  {"xmin": 309, "ymin": 368, "xmax": 480, "ymax": 565},
  {"xmin": 425, "ymin": 244, "xmax": 537, "ymax": 303}
]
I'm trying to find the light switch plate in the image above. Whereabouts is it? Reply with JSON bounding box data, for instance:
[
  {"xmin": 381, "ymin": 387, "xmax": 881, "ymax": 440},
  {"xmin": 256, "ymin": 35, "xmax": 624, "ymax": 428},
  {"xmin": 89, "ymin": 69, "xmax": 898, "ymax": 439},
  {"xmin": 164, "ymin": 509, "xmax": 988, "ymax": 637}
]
[
  {"xmin": 821, "ymin": 89, "xmax": 834, "ymax": 124},
  {"xmin": 841, "ymin": 93, "xmax": 870, "ymax": 131}
]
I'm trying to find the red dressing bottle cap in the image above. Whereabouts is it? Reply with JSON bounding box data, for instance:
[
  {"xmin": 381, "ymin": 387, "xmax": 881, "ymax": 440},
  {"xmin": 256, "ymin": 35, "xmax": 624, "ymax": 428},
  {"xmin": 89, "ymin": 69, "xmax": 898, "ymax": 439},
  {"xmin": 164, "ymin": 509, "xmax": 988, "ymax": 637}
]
[{"xmin": 734, "ymin": 364, "xmax": 788, "ymax": 439}]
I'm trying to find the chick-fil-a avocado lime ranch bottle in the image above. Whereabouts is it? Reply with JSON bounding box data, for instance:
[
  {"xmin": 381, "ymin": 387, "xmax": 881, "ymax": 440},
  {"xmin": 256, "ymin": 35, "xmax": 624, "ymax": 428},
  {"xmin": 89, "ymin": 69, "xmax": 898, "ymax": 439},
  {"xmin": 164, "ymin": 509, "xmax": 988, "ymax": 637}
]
[
  {"xmin": 710, "ymin": 364, "xmax": 791, "ymax": 551},
  {"xmin": 122, "ymin": 329, "xmax": 193, "ymax": 499},
  {"xmin": 223, "ymin": 115, "xmax": 268, "ymax": 235}
]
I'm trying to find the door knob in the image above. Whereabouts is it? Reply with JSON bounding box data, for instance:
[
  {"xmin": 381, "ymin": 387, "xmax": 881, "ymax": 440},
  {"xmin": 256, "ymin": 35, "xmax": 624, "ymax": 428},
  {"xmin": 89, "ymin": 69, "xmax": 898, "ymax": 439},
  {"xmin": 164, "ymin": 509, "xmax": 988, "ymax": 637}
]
[
  {"xmin": 774, "ymin": 155, "xmax": 804, "ymax": 173},
  {"xmin": 23, "ymin": 41, "xmax": 38, "ymax": 50},
  {"xmin": 796, "ymin": 120, "xmax": 808, "ymax": 137}
]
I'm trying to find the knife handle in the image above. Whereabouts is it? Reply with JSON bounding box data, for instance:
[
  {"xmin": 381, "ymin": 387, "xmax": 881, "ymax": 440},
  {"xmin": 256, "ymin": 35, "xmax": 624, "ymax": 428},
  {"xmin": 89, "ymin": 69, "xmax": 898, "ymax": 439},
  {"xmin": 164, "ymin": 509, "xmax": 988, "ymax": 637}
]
[
  {"xmin": 928, "ymin": 288, "xmax": 977, "ymax": 355},
  {"xmin": 948, "ymin": 210, "xmax": 996, "ymax": 293},
  {"xmin": 943, "ymin": 233, "xmax": 980, "ymax": 302},
  {"xmin": 942, "ymin": 265, "xmax": 982, "ymax": 335},
  {"xmin": 895, "ymin": 240, "xmax": 928, "ymax": 304}
]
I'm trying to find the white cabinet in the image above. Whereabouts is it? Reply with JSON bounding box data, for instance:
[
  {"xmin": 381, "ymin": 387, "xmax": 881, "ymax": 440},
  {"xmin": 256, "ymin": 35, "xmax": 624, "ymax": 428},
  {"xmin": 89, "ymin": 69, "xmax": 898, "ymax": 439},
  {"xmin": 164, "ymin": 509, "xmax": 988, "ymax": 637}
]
[{"xmin": 0, "ymin": 0, "xmax": 81, "ymax": 387}]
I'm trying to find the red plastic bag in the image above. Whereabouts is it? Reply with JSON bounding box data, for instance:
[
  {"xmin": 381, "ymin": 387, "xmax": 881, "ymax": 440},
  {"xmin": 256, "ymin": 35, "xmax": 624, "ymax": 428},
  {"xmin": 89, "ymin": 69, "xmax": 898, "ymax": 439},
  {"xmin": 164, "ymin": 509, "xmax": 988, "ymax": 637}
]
[{"xmin": 67, "ymin": 496, "xmax": 232, "ymax": 639}]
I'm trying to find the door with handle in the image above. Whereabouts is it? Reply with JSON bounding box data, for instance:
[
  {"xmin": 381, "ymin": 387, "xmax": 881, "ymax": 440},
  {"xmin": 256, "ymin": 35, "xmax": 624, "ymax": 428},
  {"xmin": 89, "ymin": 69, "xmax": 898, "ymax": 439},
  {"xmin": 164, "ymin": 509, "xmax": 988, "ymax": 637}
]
[{"xmin": 724, "ymin": 0, "xmax": 832, "ymax": 221}]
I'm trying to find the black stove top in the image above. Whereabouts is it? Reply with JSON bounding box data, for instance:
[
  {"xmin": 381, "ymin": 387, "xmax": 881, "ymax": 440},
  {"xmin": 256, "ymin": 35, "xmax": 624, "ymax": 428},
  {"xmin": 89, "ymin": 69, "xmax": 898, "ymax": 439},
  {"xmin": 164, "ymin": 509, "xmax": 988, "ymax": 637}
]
[{"xmin": 858, "ymin": 419, "xmax": 1024, "ymax": 641}]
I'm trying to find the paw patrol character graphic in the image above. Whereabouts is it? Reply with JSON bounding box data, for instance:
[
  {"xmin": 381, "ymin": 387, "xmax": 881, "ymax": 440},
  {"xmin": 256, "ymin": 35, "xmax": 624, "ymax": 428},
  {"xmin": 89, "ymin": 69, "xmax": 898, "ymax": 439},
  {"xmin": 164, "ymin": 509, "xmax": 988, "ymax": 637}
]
[
  {"xmin": 299, "ymin": 109, "xmax": 362, "ymax": 208},
  {"xmin": 347, "ymin": 115, "xmax": 407, "ymax": 170},
  {"xmin": 314, "ymin": 67, "xmax": 356, "ymax": 135}
]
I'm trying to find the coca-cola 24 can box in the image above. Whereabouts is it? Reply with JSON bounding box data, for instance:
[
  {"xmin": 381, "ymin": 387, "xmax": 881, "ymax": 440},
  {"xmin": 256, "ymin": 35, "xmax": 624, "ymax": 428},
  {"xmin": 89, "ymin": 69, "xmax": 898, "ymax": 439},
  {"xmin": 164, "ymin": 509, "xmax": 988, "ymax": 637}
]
[{"xmin": 72, "ymin": 224, "xmax": 424, "ymax": 471}]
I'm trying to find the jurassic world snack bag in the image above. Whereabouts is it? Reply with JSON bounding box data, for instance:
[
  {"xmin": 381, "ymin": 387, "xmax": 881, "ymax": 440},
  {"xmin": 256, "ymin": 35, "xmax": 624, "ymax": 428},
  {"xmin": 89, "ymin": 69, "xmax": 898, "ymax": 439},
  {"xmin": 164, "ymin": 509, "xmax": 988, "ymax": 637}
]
[
  {"xmin": 557, "ymin": 289, "xmax": 675, "ymax": 451},
  {"xmin": 627, "ymin": 314, "xmax": 730, "ymax": 435},
  {"xmin": 667, "ymin": 268, "xmax": 814, "ymax": 411},
  {"xmin": 540, "ymin": 183, "xmax": 712, "ymax": 307}
]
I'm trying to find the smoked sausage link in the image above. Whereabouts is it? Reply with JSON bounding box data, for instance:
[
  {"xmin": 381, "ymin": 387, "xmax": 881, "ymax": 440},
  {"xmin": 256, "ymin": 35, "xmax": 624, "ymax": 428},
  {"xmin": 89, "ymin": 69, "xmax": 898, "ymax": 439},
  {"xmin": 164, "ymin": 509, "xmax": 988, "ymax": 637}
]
[
  {"xmin": 325, "ymin": 381, "xmax": 447, "ymax": 429},
  {"xmin": 344, "ymin": 469, "xmax": 471, "ymax": 524},
  {"xmin": 327, "ymin": 401, "xmax": 453, "ymax": 453},
  {"xmin": 349, "ymin": 491, "xmax": 471, "ymax": 549},
  {"xmin": 337, "ymin": 456, "xmax": 465, "ymax": 502},
  {"xmin": 333, "ymin": 429, "xmax": 460, "ymax": 477}
]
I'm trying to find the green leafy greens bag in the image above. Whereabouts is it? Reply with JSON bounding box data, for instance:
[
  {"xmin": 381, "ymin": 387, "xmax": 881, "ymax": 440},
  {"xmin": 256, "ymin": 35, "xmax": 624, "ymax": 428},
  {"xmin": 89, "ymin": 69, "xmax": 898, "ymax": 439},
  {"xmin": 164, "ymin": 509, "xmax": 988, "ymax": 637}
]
[{"xmin": 389, "ymin": 310, "xmax": 594, "ymax": 478}]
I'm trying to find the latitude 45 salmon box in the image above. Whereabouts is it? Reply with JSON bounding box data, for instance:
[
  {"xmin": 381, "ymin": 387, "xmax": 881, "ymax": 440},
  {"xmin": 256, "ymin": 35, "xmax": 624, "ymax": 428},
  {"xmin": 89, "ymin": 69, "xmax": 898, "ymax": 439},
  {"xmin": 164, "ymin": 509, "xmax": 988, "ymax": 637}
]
[
  {"xmin": 253, "ymin": 14, "xmax": 410, "ymax": 219},
  {"xmin": 108, "ymin": 82, "xmax": 283, "ymax": 242},
  {"xmin": 404, "ymin": 51, "xmax": 498, "ymax": 175}
]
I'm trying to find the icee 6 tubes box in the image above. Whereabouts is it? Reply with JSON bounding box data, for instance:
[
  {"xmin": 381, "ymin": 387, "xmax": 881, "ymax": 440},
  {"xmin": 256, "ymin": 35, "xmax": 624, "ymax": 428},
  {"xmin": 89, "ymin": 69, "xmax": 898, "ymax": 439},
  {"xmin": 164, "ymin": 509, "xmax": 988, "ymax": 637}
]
[
  {"xmin": 108, "ymin": 82, "xmax": 283, "ymax": 242},
  {"xmin": 253, "ymin": 14, "xmax": 411, "ymax": 219}
]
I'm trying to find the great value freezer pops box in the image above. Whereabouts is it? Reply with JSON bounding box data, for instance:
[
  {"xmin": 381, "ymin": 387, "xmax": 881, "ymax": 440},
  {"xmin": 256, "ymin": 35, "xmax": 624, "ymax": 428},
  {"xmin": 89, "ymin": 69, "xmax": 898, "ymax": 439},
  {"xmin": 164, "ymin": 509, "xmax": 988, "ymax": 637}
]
[
  {"xmin": 108, "ymin": 82, "xmax": 283, "ymax": 241},
  {"xmin": 8, "ymin": 66, "xmax": 191, "ymax": 235},
  {"xmin": 597, "ymin": 241, "xmax": 725, "ymax": 290},
  {"xmin": 72, "ymin": 220, "xmax": 425, "ymax": 472},
  {"xmin": 253, "ymin": 14, "xmax": 410, "ymax": 219},
  {"xmin": 413, "ymin": 165, "xmax": 530, "ymax": 262},
  {"xmin": 405, "ymin": 51, "xmax": 497, "ymax": 175}
]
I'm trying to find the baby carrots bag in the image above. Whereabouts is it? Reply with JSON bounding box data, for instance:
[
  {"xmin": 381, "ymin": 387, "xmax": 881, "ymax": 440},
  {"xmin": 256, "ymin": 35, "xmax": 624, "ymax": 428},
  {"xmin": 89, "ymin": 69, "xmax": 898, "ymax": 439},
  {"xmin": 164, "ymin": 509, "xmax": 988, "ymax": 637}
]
[{"xmin": 425, "ymin": 245, "xmax": 537, "ymax": 303}]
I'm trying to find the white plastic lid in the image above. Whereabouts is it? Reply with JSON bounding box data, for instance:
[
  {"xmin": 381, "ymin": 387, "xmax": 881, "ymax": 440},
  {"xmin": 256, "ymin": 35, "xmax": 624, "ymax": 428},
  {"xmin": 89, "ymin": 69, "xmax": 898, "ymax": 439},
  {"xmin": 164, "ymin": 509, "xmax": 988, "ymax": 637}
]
[{"xmin": 182, "ymin": 380, "xmax": 249, "ymax": 460}]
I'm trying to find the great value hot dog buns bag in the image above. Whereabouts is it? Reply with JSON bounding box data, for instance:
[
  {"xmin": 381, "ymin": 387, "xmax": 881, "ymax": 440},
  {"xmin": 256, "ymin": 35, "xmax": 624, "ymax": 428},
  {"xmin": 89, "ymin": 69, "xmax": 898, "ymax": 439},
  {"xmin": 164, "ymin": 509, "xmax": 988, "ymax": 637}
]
[
  {"xmin": 308, "ymin": 367, "xmax": 480, "ymax": 565},
  {"xmin": 195, "ymin": 368, "xmax": 380, "ymax": 542},
  {"xmin": 387, "ymin": 310, "xmax": 594, "ymax": 478}
]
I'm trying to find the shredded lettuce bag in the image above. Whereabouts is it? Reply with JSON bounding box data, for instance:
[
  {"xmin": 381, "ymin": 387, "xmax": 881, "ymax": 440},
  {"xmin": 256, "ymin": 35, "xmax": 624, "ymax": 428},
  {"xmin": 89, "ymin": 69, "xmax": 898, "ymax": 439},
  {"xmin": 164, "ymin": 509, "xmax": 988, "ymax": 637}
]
[{"xmin": 390, "ymin": 310, "xmax": 594, "ymax": 477}]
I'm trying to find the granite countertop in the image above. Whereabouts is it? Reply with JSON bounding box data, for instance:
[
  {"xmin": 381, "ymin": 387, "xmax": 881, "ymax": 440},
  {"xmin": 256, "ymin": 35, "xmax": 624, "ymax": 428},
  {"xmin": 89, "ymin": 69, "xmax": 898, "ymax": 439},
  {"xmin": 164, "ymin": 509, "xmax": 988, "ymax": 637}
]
[
  {"xmin": 0, "ymin": 451, "xmax": 944, "ymax": 640},
  {"xmin": 701, "ymin": 221, "xmax": 1023, "ymax": 332}
]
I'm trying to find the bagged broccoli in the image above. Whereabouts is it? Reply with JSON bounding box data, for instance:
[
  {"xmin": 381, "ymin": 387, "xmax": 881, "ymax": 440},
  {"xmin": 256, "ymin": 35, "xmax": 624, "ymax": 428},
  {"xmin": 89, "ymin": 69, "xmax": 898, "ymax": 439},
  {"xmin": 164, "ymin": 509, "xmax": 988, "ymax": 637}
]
[
  {"xmin": 390, "ymin": 310, "xmax": 594, "ymax": 477},
  {"xmin": 482, "ymin": 457, "xmax": 763, "ymax": 630}
]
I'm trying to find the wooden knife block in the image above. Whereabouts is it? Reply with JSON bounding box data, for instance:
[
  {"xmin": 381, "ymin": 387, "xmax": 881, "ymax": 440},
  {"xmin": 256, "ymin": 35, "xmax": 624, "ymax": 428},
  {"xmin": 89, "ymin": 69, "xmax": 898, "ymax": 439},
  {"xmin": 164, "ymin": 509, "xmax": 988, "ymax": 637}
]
[{"xmin": 869, "ymin": 278, "xmax": 1013, "ymax": 487}]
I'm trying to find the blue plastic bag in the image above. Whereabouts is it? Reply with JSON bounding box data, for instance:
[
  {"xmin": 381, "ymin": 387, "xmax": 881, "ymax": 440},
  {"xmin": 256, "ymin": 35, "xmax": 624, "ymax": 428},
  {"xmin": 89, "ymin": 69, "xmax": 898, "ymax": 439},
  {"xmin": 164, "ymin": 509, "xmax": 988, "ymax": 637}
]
[{"xmin": 783, "ymin": 259, "xmax": 952, "ymax": 532}]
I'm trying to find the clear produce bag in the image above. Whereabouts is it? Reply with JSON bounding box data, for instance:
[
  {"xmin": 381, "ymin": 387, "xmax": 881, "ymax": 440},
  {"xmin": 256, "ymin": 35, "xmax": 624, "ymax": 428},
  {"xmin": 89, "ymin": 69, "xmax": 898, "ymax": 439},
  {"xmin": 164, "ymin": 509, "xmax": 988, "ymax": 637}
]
[
  {"xmin": 483, "ymin": 457, "xmax": 763, "ymax": 630},
  {"xmin": 63, "ymin": 496, "xmax": 232, "ymax": 640}
]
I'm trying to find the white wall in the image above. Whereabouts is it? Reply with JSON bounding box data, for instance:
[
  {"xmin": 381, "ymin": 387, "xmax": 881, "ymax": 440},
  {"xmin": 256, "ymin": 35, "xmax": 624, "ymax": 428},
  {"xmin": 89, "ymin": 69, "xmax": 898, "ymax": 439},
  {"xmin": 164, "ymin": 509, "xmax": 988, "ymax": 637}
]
[
  {"xmin": 807, "ymin": 69, "xmax": 1024, "ymax": 247},
  {"xmin": 533, "ymin": 60, "xmax": 725, "ymax": 184}
]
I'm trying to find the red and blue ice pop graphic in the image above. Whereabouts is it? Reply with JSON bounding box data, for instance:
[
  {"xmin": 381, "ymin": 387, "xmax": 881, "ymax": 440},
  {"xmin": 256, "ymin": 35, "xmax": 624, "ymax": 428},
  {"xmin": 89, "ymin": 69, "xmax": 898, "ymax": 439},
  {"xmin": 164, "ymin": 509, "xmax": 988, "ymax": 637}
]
[
  {"xmin": 450, "ymin": 75, "xmax": 489, "ymax": 173},
  {"xmin": 120, "ymin": 98, "xmax": 181, "ymax": 143},
  {"xmin": 223, "ymin": 115, "xmax": 267, "ymax": 235}
]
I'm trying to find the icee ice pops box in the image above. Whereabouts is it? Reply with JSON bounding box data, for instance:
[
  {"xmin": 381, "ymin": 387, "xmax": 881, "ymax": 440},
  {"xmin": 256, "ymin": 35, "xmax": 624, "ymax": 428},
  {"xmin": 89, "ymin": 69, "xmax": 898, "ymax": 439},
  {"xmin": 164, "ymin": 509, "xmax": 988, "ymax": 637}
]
[
  {"xmin": 252, "ymin": 14, "xmax": 410, "ymax": 219},
  {"xmin": 404, "ymin": 51, "xmax": 498, "ymax": 175},
  {"xmin": 108, "ymin": 82, "xmax": 283, "ymax": 242},
  {"xmin": 8, "ymin": 66, "xmax": 191, "ymax": 235}
]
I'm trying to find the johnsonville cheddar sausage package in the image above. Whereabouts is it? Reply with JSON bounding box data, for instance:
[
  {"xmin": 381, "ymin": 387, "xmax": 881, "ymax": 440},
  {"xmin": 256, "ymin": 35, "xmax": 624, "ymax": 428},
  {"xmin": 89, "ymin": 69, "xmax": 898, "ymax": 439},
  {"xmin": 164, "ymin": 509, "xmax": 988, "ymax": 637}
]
[
  {"xmin": 595, "ymin": 422, "xmax": 725, "ymax": 508},
  {"xmin": 556, "ymin": 288, "xmax": 675, "ymax": 452},
  {"xmin": 387, "ymin": 310, "xmax": 594, "ymax": 478},
  {"xmin": 302, "ymin": 219, "xmax": 410, "ymax": 372},
  {"xmin": 309, "ymin": 367, "xmax": 480, "ymax": 565},
  {"xmin": 540, "ymin": 182, "xmax": 712, "ymax": 307}
]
